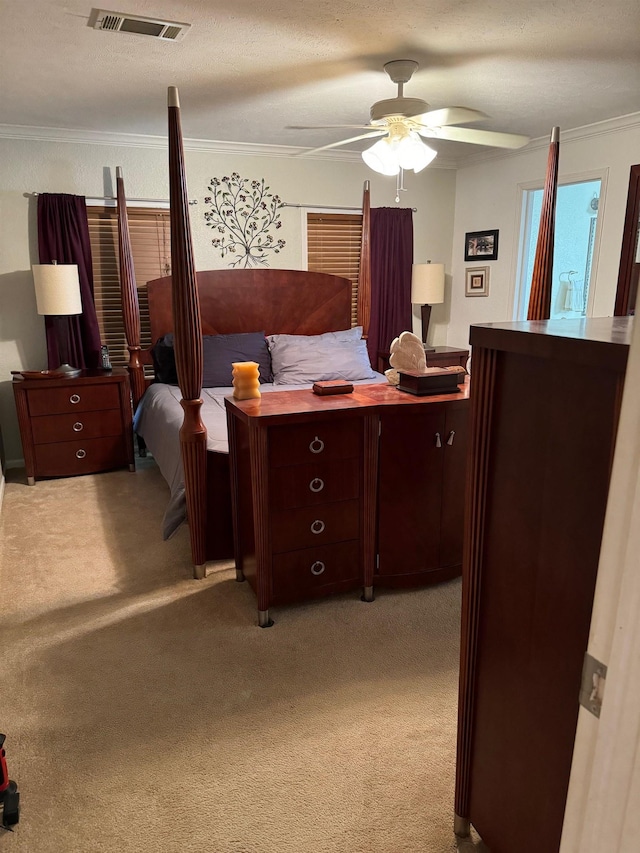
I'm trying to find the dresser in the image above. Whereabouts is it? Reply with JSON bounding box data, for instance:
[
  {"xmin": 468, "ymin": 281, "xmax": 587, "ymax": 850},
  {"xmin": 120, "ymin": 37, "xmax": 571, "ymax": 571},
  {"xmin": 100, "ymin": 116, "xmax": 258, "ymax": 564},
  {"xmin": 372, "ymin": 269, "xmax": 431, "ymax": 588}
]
[
  {"xmin": 13, "ymin": 369, "xmax": 135, "ymax": 484},
  {"xmin": 226, "ymin": 380, "xmax": 470, "ymax": 626},
  {"xmin": 454, "ymin": 318, "xmax": 631, "ymax": 853}
]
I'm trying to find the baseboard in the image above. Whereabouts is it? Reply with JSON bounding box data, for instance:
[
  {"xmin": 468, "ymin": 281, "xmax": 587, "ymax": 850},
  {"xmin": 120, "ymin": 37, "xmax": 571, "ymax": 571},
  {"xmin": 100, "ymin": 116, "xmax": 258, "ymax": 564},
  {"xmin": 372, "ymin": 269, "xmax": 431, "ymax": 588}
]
[{"xmin": 0, "ymin": 471, "xmax": 5, "ymax": 516}]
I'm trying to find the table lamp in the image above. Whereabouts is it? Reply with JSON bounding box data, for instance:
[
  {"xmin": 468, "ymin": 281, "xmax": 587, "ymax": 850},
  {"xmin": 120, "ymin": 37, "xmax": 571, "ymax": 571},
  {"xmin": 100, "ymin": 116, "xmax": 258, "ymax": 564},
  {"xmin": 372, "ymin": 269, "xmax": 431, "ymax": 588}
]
[
  {"xmin": 32, "ymin": 261, "xmax": 83, "ymax": 377},
  {"xmin": 411, "ymin": 262, "xmax": 445, "ymax": 351}
]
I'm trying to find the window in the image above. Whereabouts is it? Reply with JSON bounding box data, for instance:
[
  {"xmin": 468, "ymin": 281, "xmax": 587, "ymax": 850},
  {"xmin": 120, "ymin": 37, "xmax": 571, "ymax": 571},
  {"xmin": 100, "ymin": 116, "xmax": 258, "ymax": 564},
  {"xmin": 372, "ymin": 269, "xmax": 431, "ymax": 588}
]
[
  {"xmin": 87, "ymin": 206, "xmax": 171, "ymax": 369},
  {"xmin": 307, "ymin": 212, "xmax": 362, "ymax": 326},
  {"xmin": 515, "ymin": 178, "xmax": 602, "ymax": 320}
]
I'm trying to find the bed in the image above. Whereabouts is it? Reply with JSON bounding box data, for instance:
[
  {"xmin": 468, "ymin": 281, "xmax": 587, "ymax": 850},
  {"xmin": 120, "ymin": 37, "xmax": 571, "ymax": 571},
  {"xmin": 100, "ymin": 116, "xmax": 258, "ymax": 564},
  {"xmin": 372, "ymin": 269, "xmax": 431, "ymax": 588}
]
[{"xmin": 116, "ymin": 89, "xmax": 374, "ymax": 578}]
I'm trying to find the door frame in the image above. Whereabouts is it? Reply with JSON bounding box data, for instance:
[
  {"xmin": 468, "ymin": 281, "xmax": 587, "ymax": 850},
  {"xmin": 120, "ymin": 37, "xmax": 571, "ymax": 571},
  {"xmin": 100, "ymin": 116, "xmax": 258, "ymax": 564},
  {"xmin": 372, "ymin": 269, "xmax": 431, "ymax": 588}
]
[{"xmin": 560, "ymin": 313, "xmax": 640, "ymax": 851}]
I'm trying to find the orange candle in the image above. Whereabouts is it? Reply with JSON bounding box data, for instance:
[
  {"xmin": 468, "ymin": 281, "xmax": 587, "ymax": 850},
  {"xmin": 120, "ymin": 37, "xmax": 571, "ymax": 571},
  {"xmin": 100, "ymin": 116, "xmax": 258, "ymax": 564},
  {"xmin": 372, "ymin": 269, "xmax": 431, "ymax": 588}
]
[{"xmin": 232, "ymin": 361, "xmax": 261, "ymax": 400}]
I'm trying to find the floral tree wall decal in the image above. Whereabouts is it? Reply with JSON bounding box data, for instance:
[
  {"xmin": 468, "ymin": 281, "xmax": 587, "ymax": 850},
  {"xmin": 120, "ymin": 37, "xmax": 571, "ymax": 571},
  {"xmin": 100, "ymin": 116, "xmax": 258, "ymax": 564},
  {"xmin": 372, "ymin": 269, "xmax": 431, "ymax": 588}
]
[{"xmin": 204, "ymin": 172, "xmax": 286, "ymax": 268}]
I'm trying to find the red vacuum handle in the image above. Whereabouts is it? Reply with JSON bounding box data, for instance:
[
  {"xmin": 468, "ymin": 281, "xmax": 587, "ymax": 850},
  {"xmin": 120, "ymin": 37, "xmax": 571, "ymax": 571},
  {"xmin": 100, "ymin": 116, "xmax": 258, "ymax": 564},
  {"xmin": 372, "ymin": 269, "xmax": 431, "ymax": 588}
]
[{"xmin": 0, "ymin": 733, "xmax": 9, "ymax": 793}]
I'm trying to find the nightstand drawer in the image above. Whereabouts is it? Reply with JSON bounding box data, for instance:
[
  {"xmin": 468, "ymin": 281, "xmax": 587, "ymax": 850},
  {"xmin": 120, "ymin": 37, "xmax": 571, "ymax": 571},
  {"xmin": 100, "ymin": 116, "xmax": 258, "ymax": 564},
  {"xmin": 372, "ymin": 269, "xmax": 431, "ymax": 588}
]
[
  {"xmin": 269, "ymin": 419, "xmax": 361, "ymax": 467},
  {"xmin": 270, "ymin": 457, "xmax": 360, "ymax": 509},
  {"xmin": 34, "ymin": 436, "xmax": 127, "ymax": 477},
  {"xmin": 272, "ymin": 540, "xmax": 360, "ymax": 600},
  {"xmin": 27, "ymin": 383, "xmax": 120, "ymax": 416},
  {"xmin": 271, "ymin": 499, "xmax": 359, "ymax": 553},
  {"xmin": 31, "ymin": 409, "xmax": 123, "ymax": 445}
]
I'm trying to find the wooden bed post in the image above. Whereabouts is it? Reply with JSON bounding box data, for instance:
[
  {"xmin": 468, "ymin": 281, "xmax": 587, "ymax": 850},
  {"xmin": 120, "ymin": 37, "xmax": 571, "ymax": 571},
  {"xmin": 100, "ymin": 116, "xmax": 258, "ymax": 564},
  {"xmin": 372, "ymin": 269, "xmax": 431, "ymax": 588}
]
[
  {"xmin": 116, "ymin": 167, "xmax": 146, "ymax": 410},
  {"xmin": 358, "ymin": 180, "xmax": 371, "ymax": 336},
  {"xmin": 527, "ymin": 127, "xmax": 560, "ymax": 320},
  {"xmin": 167, "ymin": 86, "xmax": 208, "ymax": 580}
]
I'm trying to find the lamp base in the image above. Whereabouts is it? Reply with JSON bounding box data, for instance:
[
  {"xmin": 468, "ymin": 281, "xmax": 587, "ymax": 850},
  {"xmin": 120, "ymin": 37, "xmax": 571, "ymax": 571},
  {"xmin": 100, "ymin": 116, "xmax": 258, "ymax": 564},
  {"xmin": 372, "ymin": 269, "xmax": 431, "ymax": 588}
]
[{"xmin": 56, "ymin": 363, "xmax": 82, "ymax": 378}]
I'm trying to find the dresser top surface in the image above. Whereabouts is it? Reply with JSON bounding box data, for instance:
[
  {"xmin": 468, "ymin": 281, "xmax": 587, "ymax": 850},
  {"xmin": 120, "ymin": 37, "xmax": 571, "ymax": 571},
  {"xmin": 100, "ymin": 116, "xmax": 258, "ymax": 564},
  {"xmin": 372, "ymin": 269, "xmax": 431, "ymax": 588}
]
[
  {"xmin": 226, "ymin": 379, "xmax": 470, "ymax": 422},
  {"xmin": 470, "ymin": 316, "xmax": 632, "ymax": 371},
  {"xmin": 471, "ymin": 316, "xmax": 633, "ymax": 346}
]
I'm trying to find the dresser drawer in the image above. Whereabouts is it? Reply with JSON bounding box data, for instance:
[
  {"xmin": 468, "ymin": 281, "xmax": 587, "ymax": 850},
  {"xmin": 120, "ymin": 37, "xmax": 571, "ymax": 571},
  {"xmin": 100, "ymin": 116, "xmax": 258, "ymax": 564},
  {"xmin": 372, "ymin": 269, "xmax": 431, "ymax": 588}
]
[
  {"xmin": 27, "ymin": 383, "xmax": 120, "ymax": 416},
  {"xmin": 271, "ymin": 499, "xmax": 359, "ymax": 553},
  {"xmin": 31, "ymin": 409, "xmax": 123, "ymax": 445},
  {"xmin": 269, "ymin": 418, "xmax": 361, "ymax": 467},
  {"xmin": 270, "ymin": 457, "xmax": 360, "ymax": 509},
  {"xmin": 272, "ymin": 540, "xmax": 360, "ymax": 601},
  {"xmin": 34, "ymin": 436, "xmax": 128, "ymax": 477}
]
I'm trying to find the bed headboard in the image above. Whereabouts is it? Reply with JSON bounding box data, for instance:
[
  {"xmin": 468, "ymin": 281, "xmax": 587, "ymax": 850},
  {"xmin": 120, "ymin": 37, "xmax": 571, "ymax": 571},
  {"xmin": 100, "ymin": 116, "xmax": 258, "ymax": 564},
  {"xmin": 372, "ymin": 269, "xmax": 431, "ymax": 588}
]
[{"xmin": 146, "ymin": 268, "xmax": 353, "ymax": 345}]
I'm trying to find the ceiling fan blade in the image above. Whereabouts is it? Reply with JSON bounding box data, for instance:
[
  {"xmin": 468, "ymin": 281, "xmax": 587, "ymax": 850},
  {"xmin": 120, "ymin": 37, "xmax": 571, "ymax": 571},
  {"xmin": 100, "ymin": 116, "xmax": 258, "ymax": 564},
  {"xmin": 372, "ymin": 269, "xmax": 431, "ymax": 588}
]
[
  {"xmin": 288, "ymin": 125, "xmax": 375, "ymax": 131},
  {"xmin": 412, "ymin": 107, "xmax": 489, "ymax": 127},
  {"xmin": 296, "ymin": 130, "xmax": 386, "ymax": 157},
  {"xmin": 419, "ymin": 125, "xmax": 530, "ymax": 149}
]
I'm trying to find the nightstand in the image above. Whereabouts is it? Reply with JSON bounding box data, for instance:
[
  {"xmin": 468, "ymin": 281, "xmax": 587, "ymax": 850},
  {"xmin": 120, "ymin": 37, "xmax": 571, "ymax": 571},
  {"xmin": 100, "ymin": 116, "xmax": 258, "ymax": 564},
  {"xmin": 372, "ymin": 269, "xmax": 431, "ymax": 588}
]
[
  {"xmin": 12, "ymin": 369, "xmax": 135, "ymax": 485},
  {"xmin": 377, "ymin": 345, "xmax": 470, "ymax": 374}
]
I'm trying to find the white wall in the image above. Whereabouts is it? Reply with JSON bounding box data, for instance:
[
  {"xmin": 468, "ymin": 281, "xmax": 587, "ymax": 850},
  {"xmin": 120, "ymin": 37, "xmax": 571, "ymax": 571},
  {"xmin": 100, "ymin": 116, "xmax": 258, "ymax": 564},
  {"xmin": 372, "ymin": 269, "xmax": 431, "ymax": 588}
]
[
  {"xmin": 0, "ymin": 134, "xmax": 456, "ymax": 463},
  {"xmin": 447, "ymin": 116, "xmax": 640, "ymax": 349}
]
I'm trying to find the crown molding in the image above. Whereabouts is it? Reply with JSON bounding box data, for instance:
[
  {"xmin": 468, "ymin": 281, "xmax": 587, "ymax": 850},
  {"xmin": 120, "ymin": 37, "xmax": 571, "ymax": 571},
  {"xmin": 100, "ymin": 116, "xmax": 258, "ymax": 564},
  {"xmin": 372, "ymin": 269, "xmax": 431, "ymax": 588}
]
[
  {"xmin": 454, "ymin": 111, "xmax": 640, "ymax": 168},
  {"xmin": 0, "ymin": 123, "xmax": 457, "ymax": 168}
]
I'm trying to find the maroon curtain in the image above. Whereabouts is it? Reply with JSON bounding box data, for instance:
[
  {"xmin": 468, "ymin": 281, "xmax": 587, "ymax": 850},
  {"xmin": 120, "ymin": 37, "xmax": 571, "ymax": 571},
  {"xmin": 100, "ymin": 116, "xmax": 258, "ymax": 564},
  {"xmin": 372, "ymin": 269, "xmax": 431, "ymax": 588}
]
[
  {"xmin": 37, "ymin": 193, "xmax": 102, "ymax": 369},
  {"xmin": 367, "ymin": 207, "xmax": 414, "ymax": 365}
]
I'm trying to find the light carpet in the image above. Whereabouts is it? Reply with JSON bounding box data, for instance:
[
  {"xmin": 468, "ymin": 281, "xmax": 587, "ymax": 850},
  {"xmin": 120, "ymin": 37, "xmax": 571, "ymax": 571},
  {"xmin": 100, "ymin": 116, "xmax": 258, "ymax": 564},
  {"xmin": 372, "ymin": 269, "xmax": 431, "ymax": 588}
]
[{"xmin": 0, "ymin": 461, "xmax": 481, "ymax": 852}]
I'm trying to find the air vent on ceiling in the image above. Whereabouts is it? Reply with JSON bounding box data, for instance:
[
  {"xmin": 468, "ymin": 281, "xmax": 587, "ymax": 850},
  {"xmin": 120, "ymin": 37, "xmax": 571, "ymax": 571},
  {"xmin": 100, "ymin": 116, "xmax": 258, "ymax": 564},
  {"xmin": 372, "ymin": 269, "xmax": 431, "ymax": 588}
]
[{"xmin": 93, "ymin": 9, "xmax": 191, "ymax": 41}]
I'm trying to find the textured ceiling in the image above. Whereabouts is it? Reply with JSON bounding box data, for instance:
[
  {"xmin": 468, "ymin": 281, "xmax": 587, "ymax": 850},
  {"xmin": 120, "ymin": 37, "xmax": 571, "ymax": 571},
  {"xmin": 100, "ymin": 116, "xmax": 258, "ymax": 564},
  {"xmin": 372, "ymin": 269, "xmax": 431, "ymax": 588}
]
[{"xmin": 1, "ymin": 0, "xmax": 639, "ymax": 163}]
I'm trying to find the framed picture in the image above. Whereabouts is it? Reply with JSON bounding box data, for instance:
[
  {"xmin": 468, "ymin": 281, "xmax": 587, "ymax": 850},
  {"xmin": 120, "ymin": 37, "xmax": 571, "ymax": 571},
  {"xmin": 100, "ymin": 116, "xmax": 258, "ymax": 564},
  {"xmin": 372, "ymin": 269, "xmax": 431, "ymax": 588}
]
[
  {"xmin": 465, "ymin": 266, "xmax": 490, "ymax": 297},
  {"xmin": 464, "ymin": 229, "xmax": 499, "ymax": 261}
]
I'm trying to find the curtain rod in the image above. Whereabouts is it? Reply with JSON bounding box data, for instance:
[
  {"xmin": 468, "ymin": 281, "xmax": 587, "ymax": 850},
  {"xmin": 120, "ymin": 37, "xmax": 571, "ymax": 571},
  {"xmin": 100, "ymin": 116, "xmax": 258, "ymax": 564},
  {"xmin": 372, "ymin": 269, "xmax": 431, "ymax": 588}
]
[
  {"xmin": 282, "ymin": 202, "xmax": 417, "ymax": 212},
  {"xmin": 29, "ymin": 192, "xmax": 198, "ymax": 205}
]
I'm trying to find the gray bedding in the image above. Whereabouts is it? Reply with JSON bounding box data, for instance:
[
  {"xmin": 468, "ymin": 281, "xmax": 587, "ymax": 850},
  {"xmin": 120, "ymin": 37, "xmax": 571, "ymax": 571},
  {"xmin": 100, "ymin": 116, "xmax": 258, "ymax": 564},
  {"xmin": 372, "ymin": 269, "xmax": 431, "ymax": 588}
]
[{"xmin": 133, "ymin": 376, "xmax": 386, "ymax": 540}]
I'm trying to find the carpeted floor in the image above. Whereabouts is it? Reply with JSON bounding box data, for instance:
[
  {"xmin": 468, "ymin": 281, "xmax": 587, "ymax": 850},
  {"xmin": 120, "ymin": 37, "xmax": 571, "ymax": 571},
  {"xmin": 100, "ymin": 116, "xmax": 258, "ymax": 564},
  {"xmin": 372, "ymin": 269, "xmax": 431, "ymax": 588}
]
[{"xmin": 1, "ymin": 461, "xmax": 483, "ymax": 852}]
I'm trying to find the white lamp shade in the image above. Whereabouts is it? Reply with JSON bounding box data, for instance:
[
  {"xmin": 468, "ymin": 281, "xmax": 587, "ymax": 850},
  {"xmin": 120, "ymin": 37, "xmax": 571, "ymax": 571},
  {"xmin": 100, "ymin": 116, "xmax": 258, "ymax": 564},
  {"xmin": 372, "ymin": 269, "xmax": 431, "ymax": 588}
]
[
  {"xmin": 32, "ymin": 264, "xmax": 82, "ymax": 316},
  {"xmin": 396, "ymin": 134, "xmax": 438, "ymax": 173},
  {"xmin": 362, "ymin": 133, "xmax": 438, "ymax": 176},
  {"xmin": 411, "ymin": 263, "xmax": 445, "ymax": 305},
  {"xmin": 362, "ymin": 138, "xmax": 400, "ymax": 176}
]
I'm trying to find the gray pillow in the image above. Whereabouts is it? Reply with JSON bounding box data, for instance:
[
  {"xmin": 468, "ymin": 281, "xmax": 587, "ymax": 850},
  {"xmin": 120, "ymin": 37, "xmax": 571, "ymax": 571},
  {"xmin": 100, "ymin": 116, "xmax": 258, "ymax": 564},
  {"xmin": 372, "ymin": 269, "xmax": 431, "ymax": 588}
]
[
  {"xmin": 152, "ymin": 332, "xmax": 272, "ymax": 386},
  {"xmin": 267, "ymin": 326, "xmax": 376, "ymax": 385}
]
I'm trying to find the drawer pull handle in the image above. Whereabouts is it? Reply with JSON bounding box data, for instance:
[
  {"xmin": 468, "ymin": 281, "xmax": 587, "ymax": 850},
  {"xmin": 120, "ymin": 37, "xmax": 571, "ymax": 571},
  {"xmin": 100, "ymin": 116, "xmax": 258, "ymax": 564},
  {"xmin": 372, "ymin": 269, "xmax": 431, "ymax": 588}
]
[
  {"xmin": 447, "ymin": 430, "xmax": 456, "ymax": 445},
  {"xmin": 310, "ymin": 561, "xmax": 326, "ymax": 576},
  {"xmin": 309, "ymin": 436, "xmax": 325, "ymax": 454},
  {"xmin": 73, "ymin": 422, "xmax": 84, "ymax": 432},
  {"xmin": 70, "ymin": 394, "xmax": 81, "ymax": 405},
  {"xmin": 76, "ymin": 449, "xmax": 87, "ymax": 459},
  {"xmin": 309, "ymin": 477, "xmax": 324, "ymax": 493},
  {"xmin": 310, "ymin": 519, "xmax": 325, "ymax": 535},
  {"xmin": 435, "ymin": 432, "xmax": 442, "ymax": 448}
]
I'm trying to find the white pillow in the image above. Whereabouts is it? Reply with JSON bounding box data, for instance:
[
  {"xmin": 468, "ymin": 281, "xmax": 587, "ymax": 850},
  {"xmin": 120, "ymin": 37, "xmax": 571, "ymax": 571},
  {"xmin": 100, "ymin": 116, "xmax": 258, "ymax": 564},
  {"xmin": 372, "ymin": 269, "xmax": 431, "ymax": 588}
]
[{"xmin": 267, "ymin": 327, "xmax": 376, "ymax": 385}]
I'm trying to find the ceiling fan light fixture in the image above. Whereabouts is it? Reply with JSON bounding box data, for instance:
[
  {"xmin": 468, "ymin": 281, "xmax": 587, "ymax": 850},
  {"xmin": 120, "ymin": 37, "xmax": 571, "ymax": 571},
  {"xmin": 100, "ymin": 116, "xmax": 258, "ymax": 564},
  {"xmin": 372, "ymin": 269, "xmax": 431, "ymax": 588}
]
[
  {"xmin": 396, "ymin": 132, "xmax": 437, "ymax": 173},
  {"xmin": 362, "ymin": 132, "xmax": 437, "ymax": 176},
  {"xmin": 362, "ymin": 138, "xmax": 400, "ymax": 176}
]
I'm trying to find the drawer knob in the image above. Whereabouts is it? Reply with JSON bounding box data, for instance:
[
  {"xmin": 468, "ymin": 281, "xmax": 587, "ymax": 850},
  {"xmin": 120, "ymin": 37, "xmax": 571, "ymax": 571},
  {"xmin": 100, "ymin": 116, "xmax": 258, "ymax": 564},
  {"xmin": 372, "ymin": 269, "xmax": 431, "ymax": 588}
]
[
  {"xmin": 447, "ymin": 430, "xmax": 456, "ymax": 445},
  {"xmin": 70, "ymin": 394, "xmax": 81, "ymax": 404},
  {"xmin": 435, "ymin": 432, "xmax": 442, "ymax": 448},
  {"xmin": 309, "ymin": 436, "xmax": 325, "ymax": 454},
  {"xmin": 310, "ymin": 519, "xmax": 325, "ymax": 535},
  {"xmin": 76, "ymin": 449, "xmax": 87, "ymax": 459},
  {"xmin": 310, "ymin": 561, "xmax": 326, "ymax": 576},
  {"xmin": 309, "ymin": 477, "xmax": 324, "ymax": 493},
  {"xmin": 73, "ymin": 422, "xmax": 84, "ymax": 432}
]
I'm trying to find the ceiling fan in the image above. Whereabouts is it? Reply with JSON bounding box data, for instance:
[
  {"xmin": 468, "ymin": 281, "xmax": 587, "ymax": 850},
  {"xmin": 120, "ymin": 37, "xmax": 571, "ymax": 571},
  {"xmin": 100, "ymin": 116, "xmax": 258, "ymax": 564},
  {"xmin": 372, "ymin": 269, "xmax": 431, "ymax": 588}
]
[{"xmin": 293, "ymin": 60, "xmax": 530, "ymax": 175}]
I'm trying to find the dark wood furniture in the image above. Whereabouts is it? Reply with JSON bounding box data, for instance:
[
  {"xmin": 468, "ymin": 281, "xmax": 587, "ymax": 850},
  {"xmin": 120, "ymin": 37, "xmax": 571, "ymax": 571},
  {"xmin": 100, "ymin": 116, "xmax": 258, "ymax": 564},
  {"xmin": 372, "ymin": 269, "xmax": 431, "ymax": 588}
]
[
  {"xmin": 117, "ymin": 90, "xmax": 374, "ymax": 578},
  {"xmin": 377, "ymin": 345, "xmax": 469, "ymax": 374},
  {"xmin": 226, "ymin": 380, "xmax": 470, "ymax": 626},
  {"xmin": 454, "ymin": 317, "xmax": 631, "ymax": 853},
  {"xmin": 614, "ymin": 162, "xmax": 640, "ymax": 317},
  {"xmin": 12, "ymin": 369, "xmax": 135, "ymax": 484}
]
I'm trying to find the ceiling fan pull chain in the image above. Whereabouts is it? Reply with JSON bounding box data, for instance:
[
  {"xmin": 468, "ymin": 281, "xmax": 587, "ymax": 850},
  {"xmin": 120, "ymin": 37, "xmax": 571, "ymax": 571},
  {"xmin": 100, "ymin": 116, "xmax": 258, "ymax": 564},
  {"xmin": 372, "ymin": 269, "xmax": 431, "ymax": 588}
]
[{"xmin": 395, "ymin": 168, "xmax": 407, "ymax": 203}]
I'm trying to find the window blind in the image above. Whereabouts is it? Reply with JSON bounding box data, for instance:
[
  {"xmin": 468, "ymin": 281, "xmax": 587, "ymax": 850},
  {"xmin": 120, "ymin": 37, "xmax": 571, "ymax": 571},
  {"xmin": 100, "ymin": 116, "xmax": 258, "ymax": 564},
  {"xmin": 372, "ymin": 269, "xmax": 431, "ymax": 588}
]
[
  {"xmin": 307, "ymin": 212, "xmax": 362, "ymax": 327},
  {"xmin": 87, "ymin": 206, "xmax": 171, "ymax": 369}
]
